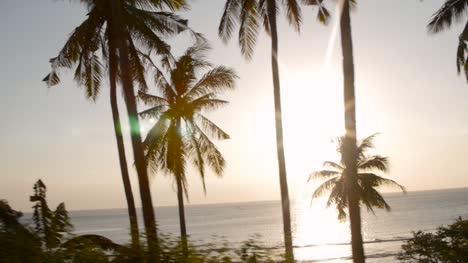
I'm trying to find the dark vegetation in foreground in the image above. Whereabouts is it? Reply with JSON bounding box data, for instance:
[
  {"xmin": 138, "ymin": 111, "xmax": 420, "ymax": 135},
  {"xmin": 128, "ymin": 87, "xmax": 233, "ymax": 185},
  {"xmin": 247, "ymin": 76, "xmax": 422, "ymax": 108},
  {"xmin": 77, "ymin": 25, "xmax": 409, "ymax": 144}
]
[
  {"xmin": 398, "ymin": 217, "xmax": 468, "ymax": 263},
  {"xmin": 2, "ymin": 180, "xmax": 467, "ymax": 263},
  {"xmin": 0, "ymin": 180, "xmax": 277, "ymax": 263}
]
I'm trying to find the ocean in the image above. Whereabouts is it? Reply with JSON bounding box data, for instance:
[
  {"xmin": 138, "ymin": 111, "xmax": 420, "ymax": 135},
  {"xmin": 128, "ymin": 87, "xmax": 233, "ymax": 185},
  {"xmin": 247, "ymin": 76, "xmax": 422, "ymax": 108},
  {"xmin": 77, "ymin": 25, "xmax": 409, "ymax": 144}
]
[{"xmin": 28, "ymin": 188, "xmax": 468, "ymax": 262}]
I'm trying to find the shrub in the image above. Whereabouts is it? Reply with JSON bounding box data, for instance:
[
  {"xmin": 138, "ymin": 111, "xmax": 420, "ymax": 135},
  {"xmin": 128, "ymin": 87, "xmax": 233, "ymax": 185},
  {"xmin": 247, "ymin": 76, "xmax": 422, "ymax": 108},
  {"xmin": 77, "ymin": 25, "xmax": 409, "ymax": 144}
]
[{"xmin": 398, "ymin": 217, "xmax": 468, "ymax": 262}]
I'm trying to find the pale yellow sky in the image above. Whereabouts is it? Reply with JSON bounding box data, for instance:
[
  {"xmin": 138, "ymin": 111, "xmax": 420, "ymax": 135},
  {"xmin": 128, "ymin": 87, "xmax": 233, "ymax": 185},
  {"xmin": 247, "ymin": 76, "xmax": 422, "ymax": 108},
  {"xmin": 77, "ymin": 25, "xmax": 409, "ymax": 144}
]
[{"xmin": 1, "ymin": 0, "xmax": 468, "ymax": 211}]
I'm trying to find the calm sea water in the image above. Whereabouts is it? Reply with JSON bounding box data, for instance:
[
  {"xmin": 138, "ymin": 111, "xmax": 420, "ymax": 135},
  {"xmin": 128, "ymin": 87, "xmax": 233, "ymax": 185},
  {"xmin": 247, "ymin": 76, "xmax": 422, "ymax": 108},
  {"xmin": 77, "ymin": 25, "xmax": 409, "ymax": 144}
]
[{"xmin": 26, "ymin": 188, "xmax": 468, "ymax": 262}]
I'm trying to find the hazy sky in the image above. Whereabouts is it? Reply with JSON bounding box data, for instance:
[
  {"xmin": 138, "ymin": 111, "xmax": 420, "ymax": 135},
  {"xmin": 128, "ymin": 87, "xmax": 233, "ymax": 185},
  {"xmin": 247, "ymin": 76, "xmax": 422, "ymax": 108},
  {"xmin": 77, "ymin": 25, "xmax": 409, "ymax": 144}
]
[{"xmin": 1, "ymin": 0, "xmax": 468, "ymax": 211}]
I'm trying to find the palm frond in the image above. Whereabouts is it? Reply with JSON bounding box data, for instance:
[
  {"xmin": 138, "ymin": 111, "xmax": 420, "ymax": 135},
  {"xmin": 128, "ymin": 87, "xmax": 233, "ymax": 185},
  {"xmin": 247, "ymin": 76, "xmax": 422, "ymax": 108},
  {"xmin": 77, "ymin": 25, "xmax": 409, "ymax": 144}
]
[
  {"xmin": 334, "ymin": 136, "xmax": 344, "ymax": 154},
  {"xmin": 192, "ymin": 98, "xmax": 229, "ymax": 112},
  {"xmin": 308, "ymin": 170, "xmax": 339, "ymax": 181},
  {"xmin": 125, "ymin": 6, "xmax": 188, "ymax": 37},
  {"xmin": 42, "ymin": 71, "xmax": 61, "ymax": 86},
  {"xmin": 139, "ymin": 105, "xmax": 167, "ymax": 119},
  {"xmin": 194, "ymin": 124, "xmax": 226, "ymax": 176},
  {"xmin": 185, "ymin": 66, "xmax": 238, "ymax": 98},
  {"xmin": 358, "ymin": 156, "xmax": 389, "ymax": 173},
  {"xmin": 457, "ymin": 36, "xmax": 467, "ymax": 75},
  {"xmin": 316, "ymin": 4, "xmax": 330, "ymax": 25},
  {"xmin": 197, "ymin": 114, "xmax": 230, "ymax": 140},
  {"xmin": 131, "ymin": 0, "xmax": 189, "ymax": 11},
  {"xmin": 180, "ymin": 42, "xmax": 212, "ymax": 71},
  {"xmin": 186, "ymin": 127, "xmax": 207, "ymax": 193},
  {"xmin": 326, "ymin": 177, "xmax": 347, "ymax": 221},
  {"xmin": 219, "ymin": 0, "xmax": 242, "ymax": 43},
  {"xmin": 239, "ymin": 0, "xmax": 261, "ymax": 60},
  {"xmin": 258, "ymin": 0, "xmax": 271, "ymax": 35},
  {"xmin": 73, "ymin": 53, "xmax": 103, "ymax": 101},
  {"xmin": 127, "ymin": 36, "xmax": 149, "ymax": 93},
  {"xmin": 358, "ymin": 173, "xmax": 406, "ymax": 193},
  {"xmin": 170, "ymin": 44, "xmax": 212, "ymax": 95},
  {"xmin": 457, "ymin": 22, "xmax": 468, "ymax": 81},
  {"xmin": 360, "ymin": 187, "xmax": 391, "ymax": 214},
  {"xmin": 283, "ymin": 0, "xmax": 302, "ymax": 32},
  {"xmin": 144, "ymin": 114, "xmax": 170, "ymax": 147},
  {"xmin": 44, "ymin": 8, "xmax": 105, "ymax": 88},
  {"xmin": 139, "ymin": 92, "xmax": 169, "ymax": 105},
  {"xmin": 356, "ymin": 133, "xmax": 378, "ymax": 157},
  {"xmin": 137, "ymin": 51, "xmax": 172, "ymax": 89},
  {"xmin": 323, "ymin": 161, "xmax": 344, "ymax": 171},
  {"xmin": 165, "ymin": 122, "xmax": 187, "ymax": 174},
  {"xmin": 428, "ymin": 0, "xmax": 468, "ymax": 33},
  {"xmin": 160, "ymin": 53, "xmax": 174, "ymax": 71},
  {"xmin": 100, "ymin": 33, "xmax": 109, "ymax": 69},
  {"xmin": 300, "ymin": 0, "xmax": 323, "ymax": 5},
  {"xmin": 171, "ymin": 57, "xmax": 197, "ymax": 96},
  {"xmin": 311, "ymin": 177, "xmax": 339, "ymax": 199},
  {"xmin": 126, "ymin": 12, "xmax": 172, "ymax": 56},
  {"xmin": 183, "ymin": 41, "xmax": 211, "ymax": 61}
]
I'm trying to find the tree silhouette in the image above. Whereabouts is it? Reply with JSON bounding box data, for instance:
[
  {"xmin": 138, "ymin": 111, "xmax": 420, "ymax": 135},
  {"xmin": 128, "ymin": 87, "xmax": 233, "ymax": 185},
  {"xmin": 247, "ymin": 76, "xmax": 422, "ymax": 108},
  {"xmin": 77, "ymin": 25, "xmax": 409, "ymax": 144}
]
[
  {"xmin": 140, "ymin": 42, "xmax": 236, "ymax": 256},
  {"xmin": 303, "ymin": 0, "xmax": 365, "ymax": 261},
  {"xmin": 428, "ymin": 0, "xmax": 468, "ymax": 81},
  {"xmin": 218, "ymin": 1, "xmax": 304, "ymax": 260},
  {"xmin": 2, "ymin": 181, "xmax": 124, "ymax": 262},
  {"xmin": 338, "ymin": 1, "xmax": 364, "ymax": 261},
  {"xmin": 30, "ymin": 179, "xmax": 73, "ymax": 250},
  {"xmin": 310, "ymin": 134, "xmax": 405, "ymax": 221},
  {"xmin": 43, "ymin": 0, "xmax": 190, "ymax": 255}
]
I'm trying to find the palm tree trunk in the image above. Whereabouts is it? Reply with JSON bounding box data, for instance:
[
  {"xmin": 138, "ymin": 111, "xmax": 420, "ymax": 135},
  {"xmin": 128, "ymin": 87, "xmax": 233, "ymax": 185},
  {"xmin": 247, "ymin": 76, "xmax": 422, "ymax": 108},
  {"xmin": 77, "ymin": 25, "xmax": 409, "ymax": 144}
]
[
  {"xmin": 267, "ymin": 0, "xmax": 294, "ymax": 262},
  {"xmin": 176, "ymin": 176, "xmax": 188, "ymax": 258},
  {"xmin": 110, "ymin": 0, "xmax": 159, "ymax": 261},
  {"xmin": 339, "ymin": 1, "xmax": 365, "ymax": 262},
  {"xmin": 109, "ymin": 45, "xmax": 140, "ymax": 249}
]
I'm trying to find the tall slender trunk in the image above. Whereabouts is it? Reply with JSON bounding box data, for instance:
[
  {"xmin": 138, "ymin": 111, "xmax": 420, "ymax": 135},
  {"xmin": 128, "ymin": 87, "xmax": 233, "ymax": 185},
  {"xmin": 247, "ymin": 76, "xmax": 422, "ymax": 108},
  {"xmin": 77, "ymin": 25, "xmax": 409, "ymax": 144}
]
[
  {"xmin": 176, "ymin": 176, "xmax": 188, "ymax": 258},
  {"xmin": 339, "ymin": 1, "xmax": 365, "ymax": 262},
  {"xmin": 110, "ymin": 1, "xmax": 159, "ymax": 261},
  {"xmin": 109, "ymin": 43, "xmax": 140, "ymax": 249},
  {"xmin": 267, "ymin": 0, "xmax": 294, "ymax": 262}
]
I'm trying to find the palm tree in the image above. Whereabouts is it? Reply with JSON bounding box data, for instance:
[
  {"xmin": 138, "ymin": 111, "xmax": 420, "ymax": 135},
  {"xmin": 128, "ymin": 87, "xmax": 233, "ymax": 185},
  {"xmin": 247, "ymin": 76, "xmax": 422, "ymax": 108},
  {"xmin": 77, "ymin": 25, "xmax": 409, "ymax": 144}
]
[
  {"xmin": 302, "ymin": 0, "xmax": 364, "ymax": 261},
  {"xmin": 337, "ymin": 1, "xmax": 364, "ymax": 261},
  {"xmin": 43, "ymin": 0, "xmax": 189, "ymax": 257},
  {"xmin": 139, "ymin": 42, "xmax": 237, "ymax": 256},
  {"xmin": 218, "ymin": 1, "xmax": 305, "ymax": 260},
  {"xmin": 310, "ymin": 134, "xmax": 406, "ymax": 222},
  {"xmin": 428, "ymin": 0, "xmax": 468, "ymax": 81},
  {"xmin": 303, "ymin": 0, "xmax": 373, "ymax": 261}
]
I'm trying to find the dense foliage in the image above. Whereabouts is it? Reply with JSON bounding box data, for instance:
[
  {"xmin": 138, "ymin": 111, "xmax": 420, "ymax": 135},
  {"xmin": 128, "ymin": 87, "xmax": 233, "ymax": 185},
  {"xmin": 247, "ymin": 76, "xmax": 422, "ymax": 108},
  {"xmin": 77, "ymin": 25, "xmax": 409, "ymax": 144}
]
[
  {"xmin": 0, "ymin": 180, "xmax": 278, "ymax": 263},
  {"xmin": 310, "ymin": 134, "xmax": 406, "ymax": 221},
  {"xmin": 398, "ymin": 217, "xmax": 468, "ymax": 263}
]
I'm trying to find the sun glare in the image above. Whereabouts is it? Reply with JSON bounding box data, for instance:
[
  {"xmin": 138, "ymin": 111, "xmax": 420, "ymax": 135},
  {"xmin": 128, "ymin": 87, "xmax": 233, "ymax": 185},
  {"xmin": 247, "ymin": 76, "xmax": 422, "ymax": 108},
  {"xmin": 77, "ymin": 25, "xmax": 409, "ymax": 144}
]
[
  {"xmin": 280, "ymin": 68, "xmax": 344, "ymax": 190},
  {"xmin": 278, "ymin": 69, "xmax": 353, "ymax": 261},
  {"xmin": 281, "ymin": 68, "xmax": 344, "ymax": 138},
  {"xmin": 294, "ymin": 198, "xmax": 351, "ymax": 261}
]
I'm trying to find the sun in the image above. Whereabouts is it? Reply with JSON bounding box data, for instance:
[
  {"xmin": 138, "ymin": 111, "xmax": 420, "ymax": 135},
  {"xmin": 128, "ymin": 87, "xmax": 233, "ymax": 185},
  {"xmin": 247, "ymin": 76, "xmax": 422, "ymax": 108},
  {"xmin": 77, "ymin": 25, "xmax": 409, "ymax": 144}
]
[
  {"xmin": 276, "ymin": 68, "xmax": 356, "ymax": 260},
  {"xmin": 279, "ymin": 68, "xmax": 344, "ymax": 190},
  {"xmin": 281, "ymin": 67, "xmax": 344, "ymax": 140}
]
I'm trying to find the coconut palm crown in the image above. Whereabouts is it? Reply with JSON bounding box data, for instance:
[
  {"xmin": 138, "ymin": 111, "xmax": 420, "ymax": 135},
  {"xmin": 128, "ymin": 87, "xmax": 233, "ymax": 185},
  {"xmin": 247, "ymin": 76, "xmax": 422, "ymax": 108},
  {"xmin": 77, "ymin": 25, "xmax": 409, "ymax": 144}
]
[
  {"xmin": 42, "ymin": 0, "xmax": 192, "ymax": 254},
  {"xmin": 43, "ymin": 0, "xmax": 191, "ymax": 97},
  {"xmin": 428, "ymin": 0, "xmax": 468, "ymax": 81},
  {"xmin": 140, "ymin": 42, "xmax": 237, "ymax": 188},
  {"xmin": 310, "ymin": 134, "xmax": 406, "ymax": 221},
  {"xmin": 139, "ymin": 42, "xmax": 237, "ymax": 253}
]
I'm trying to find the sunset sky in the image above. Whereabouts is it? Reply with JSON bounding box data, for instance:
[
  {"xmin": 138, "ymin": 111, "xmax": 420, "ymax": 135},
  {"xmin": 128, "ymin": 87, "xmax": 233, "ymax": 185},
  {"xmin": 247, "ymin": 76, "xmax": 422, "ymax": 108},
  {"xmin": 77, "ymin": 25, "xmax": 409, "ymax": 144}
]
[{"xmin": 1, "ymin": 0, "xmax": 468, "ymax": 211}]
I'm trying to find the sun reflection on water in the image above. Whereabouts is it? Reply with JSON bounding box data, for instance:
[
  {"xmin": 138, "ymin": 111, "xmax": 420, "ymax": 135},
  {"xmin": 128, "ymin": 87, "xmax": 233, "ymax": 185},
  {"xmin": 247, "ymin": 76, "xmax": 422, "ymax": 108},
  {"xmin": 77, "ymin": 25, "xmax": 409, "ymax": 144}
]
[{"xmin": 293, "ymin": 198, "xmax": 352, "ymax": 261}]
